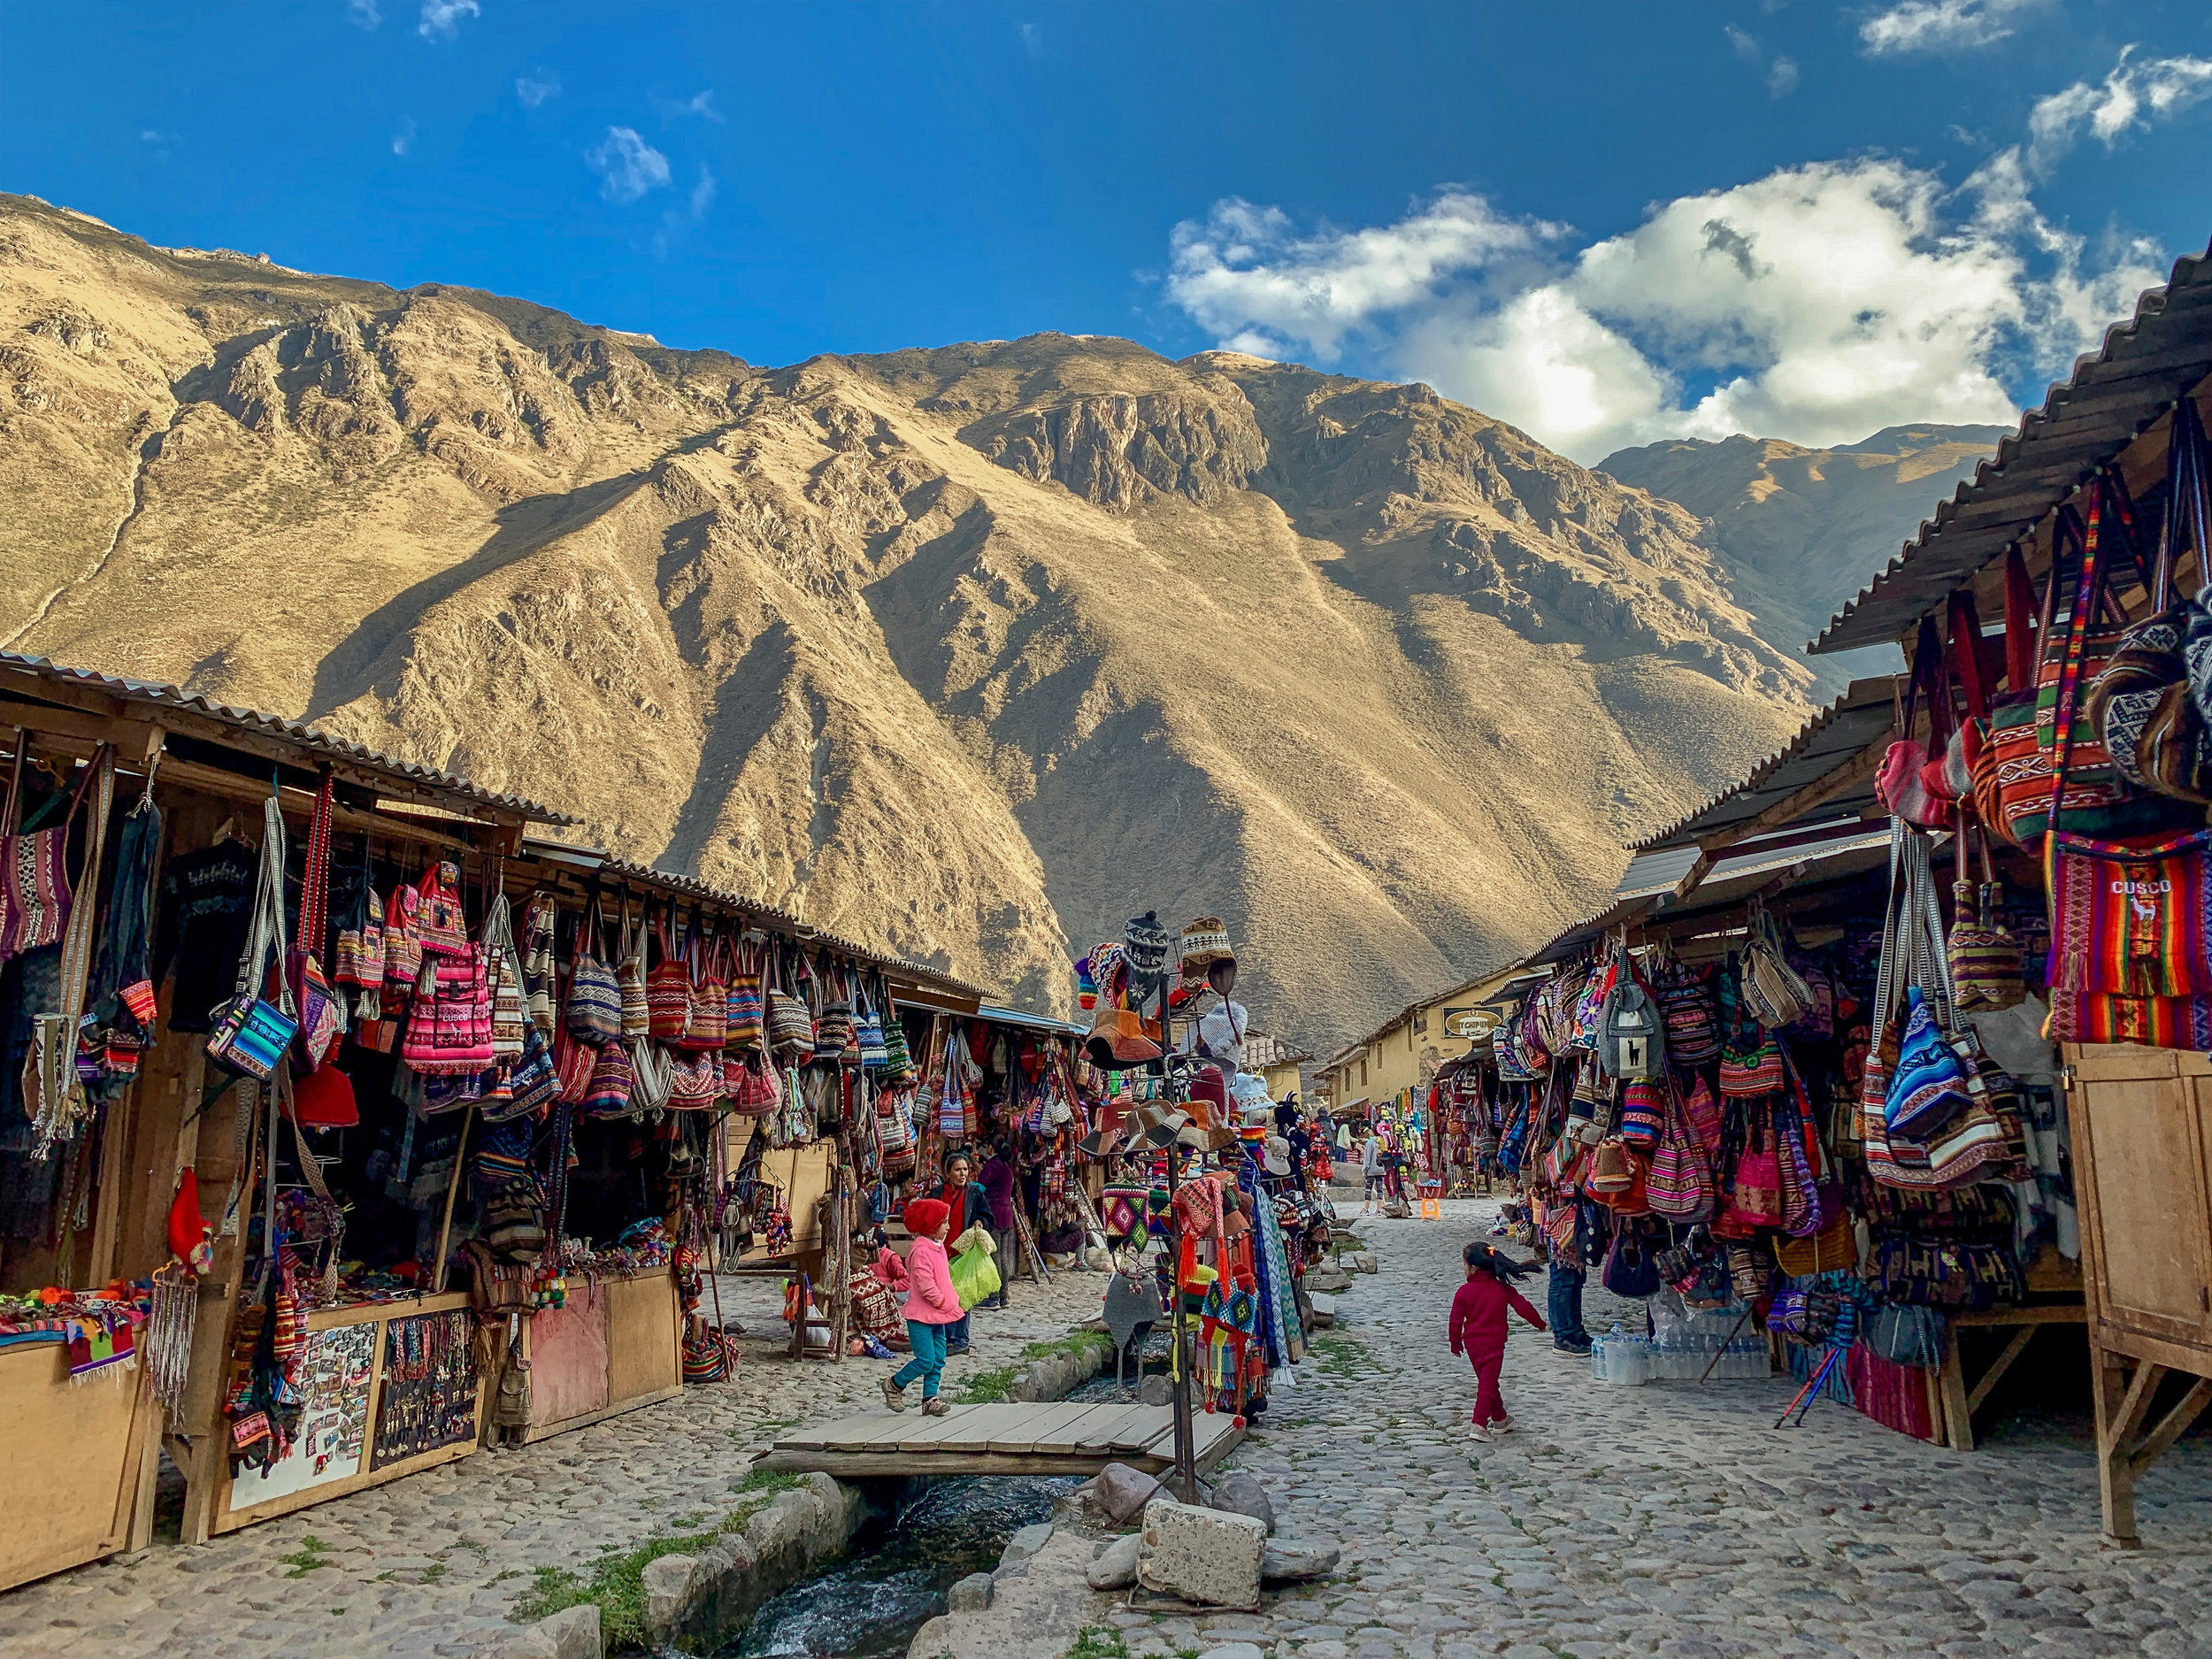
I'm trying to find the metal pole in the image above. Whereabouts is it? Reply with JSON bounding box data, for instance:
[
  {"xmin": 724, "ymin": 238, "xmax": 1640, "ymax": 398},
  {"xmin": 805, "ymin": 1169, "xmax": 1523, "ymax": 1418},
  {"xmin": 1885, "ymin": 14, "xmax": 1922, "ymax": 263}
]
[{"xmin": 1162, "ymin": 972, "xmax": 1197, "ymax": 1502}]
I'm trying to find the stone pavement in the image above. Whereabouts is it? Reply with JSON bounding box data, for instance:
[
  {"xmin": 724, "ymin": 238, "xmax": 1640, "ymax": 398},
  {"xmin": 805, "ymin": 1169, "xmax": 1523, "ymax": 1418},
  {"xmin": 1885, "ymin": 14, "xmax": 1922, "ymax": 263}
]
[
  {"xmin": 0, "ymin": 1264, "xmax": 1103, "ymax": 1659},
  {"xmin": 1102, "ymin": 1198, "xmax": 2212, "ymax": 1659}
]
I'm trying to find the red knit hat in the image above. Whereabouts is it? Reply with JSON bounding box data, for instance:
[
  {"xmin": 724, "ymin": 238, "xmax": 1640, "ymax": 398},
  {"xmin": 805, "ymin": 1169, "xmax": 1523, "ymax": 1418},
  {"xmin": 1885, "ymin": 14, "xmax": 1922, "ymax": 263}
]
[{"xmin": 902, "ymin": 1197, "xmax": 950, "ymax": 1238}]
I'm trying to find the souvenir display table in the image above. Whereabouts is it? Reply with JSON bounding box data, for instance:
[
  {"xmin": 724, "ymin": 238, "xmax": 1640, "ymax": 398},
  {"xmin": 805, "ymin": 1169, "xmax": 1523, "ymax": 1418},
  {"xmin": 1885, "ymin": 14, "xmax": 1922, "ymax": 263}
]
[{"xmin": 209, "ymin": 1289, "xmax": 484, "ymax": 1534}]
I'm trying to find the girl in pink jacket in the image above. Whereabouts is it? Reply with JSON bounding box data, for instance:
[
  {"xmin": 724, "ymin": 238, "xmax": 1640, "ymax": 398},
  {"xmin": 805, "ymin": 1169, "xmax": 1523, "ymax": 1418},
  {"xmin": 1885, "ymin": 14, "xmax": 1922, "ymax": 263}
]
[{"xmin": 883, "ymin": 1198, "xmax": 962, "ymax": 1415}]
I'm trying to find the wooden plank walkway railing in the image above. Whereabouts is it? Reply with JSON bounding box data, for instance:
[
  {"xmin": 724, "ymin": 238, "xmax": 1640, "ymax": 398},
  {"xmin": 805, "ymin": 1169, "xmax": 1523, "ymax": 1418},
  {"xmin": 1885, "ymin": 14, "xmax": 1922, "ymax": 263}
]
[{"xmin": 750, "ymin": 1402, "xmax": 1245, "ymax": 1477}]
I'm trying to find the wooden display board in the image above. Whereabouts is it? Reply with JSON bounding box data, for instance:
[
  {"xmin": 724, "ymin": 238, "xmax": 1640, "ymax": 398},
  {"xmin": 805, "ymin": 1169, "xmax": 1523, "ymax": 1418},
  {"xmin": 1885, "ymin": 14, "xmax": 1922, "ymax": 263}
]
[
  {"xmin": 0, "ymin": 1344, "xmax": 157, "ymax": 1592},
  {"xmin": 210, "ymin": 1291, "xmax": 485, "ymax": 1534},
  {"xmin": 512, "ymin": 1267, "xmax": 681, "ymax": 1443},
  {"xmin": 2063, "ymin": 1044, "xmax": 2212, "ymax": 1542}
]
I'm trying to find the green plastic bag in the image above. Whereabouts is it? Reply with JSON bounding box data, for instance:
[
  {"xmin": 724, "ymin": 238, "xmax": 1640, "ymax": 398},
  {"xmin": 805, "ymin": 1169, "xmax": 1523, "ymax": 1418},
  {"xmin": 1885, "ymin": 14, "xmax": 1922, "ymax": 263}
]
[{"xmin": 948, "ymin": 1236, "xmax": 1002, "ymax": 1310}]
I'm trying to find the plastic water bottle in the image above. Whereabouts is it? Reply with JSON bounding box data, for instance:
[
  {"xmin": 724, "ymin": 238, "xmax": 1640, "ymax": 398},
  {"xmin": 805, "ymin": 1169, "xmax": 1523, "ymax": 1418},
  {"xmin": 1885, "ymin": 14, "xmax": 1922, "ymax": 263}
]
[{"xmin": 1588, "ymin": 1333, "xmax": 1608, "ymax": 1383}]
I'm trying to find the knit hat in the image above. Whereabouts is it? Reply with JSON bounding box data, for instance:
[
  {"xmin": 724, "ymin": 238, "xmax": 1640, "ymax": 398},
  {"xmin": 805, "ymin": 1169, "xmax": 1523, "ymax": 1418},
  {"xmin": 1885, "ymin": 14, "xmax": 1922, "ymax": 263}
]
[
  {"xmin": 1124, "ymin": 911, "xmax": 1172, "ymax": 981},
  {"xmin": 1180, "ymin": 917, "xmax": 1237, "ymax": 995},
  {"xmin": 902, "ymin": 1197, "xmax": 950, "ymax": 1238}
]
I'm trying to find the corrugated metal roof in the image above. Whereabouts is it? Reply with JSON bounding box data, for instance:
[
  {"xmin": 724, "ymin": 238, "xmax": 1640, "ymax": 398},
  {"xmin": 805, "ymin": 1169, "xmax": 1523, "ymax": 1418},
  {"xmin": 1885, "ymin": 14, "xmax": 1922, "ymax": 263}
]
[
  {"xmin": 1632, "ymin": 679, "xmax": 1895, "ymax": 852},
  {"xmin": 1815, "ymin": 242, "xmax": 2212, "ymax": 655},
  {"xmin": 976, "ymin": 1003, "xmax": 1087, "ymax": 1037},
  {"xmin": 0, "ymin": 651, "xmax": 571, "ymax": 825}
]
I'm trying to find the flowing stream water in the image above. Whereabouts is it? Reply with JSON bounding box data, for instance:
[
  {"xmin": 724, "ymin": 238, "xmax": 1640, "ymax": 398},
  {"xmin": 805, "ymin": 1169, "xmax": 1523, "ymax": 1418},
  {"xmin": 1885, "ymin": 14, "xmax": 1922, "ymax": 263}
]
[{"xmin": 717, "ymin": 1375, "xmax": 1130, "ymax": 1659}]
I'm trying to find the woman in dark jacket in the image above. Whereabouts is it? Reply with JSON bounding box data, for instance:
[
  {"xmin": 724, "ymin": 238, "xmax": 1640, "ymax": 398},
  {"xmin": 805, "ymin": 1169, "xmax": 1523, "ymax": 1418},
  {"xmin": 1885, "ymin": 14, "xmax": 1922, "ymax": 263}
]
[
  {"xmin": 978, "ymin": 1138, "xmax": 1019, "ymax": 1310},
  {"xmin": 933, "ymin": 1149, "xmax": 991, "ymax": 1353}
]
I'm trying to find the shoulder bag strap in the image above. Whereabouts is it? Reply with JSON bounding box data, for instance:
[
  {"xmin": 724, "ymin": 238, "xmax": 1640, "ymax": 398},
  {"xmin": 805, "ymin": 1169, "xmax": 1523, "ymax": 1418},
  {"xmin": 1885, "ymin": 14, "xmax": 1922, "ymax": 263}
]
[
  {"xmin": 2002, "ymin": 545, "xmax": 2038, "ymax": 693},
  {"xmin": 1949, "ymin": 590, "xmax": 1991, "ymax": 726},
  {"xmin": 2046, "ymin": 497, "xmax": 2105, "ymax": 817}
]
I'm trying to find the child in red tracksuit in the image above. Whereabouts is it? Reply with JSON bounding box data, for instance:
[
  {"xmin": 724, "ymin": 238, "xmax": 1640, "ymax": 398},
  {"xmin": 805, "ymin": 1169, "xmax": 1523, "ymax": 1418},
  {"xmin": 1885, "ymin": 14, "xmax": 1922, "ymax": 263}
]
[{"xmin": 1448, "ymin": 1241, "xmax": 1545, "ymax": 1440}]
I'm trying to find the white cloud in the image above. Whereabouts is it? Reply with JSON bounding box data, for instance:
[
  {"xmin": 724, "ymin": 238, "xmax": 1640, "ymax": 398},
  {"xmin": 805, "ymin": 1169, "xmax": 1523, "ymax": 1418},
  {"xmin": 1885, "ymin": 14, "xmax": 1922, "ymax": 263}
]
[
  {"xmin": 586, "ymin": 127, "xmax": 671, "ymax": 204},
  {"xmin": 347, "ymin": 0, "xmax": 381, "ymax": 27},
  {"xmin": 2027, "ymin": 48, "xmax": 2212, "ymax": 172},
  {"xmin": 653, "ymin": 89, "xmax": 725, "ymax": 123},
  {"xmin": 1724, "ymin": 27, "xmax": 1797, "ymax": 100},
  {"xmin": 1767, "ymin": 56, "xmax": 1800, "ymax": 98},
  {"xmin": 1165, "ymin": 151, "xmax": 2167, "ymax": 464},
  {"xmin": 1020, "ymin": 20, "xmax": 1045, "ymax": 58},
  {"xmin": 1724, "ymin": 24, "xmax": 1759, "ymax": 62},
  {"xmin": 688, "ymin": 165, "xmax": 717, "ymax": 221},
  {"xmin": 1166, "ymin": 192, "xmax": 1558, "ymax": 365},
  {"xmin": 391, "ymin": 115, "xmax": 417, "ymax": 156},
  {"xmin": 515, "ymin": 73, "xmax": 560, "ymax": 108},
  {"xmin": 1859, "ymin": 0, "xmax": 2044, "ymax": 57},
  {"xmin": 417, "ymin": 0, "xmax": 478, "ymax": 42}
]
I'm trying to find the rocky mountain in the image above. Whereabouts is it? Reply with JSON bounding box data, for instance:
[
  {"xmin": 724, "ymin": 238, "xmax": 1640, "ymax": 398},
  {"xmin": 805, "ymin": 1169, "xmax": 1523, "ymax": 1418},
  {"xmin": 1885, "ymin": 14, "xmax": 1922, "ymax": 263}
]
[
  {"xmin": 1598, "ymin": 426, "xmax": 2006, "ymax": 687},
  {"xmin": 0, "ymin": 195, "xmax": 1838, "ymax": 1049}
]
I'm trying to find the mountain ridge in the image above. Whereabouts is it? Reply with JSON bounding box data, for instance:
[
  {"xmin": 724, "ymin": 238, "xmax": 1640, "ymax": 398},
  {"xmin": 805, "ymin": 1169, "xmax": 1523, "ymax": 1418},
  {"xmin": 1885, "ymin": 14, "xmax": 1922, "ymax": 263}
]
[{"xmin": 0, "ymin": 194, "xmax": 1974, "ymax": 1050}]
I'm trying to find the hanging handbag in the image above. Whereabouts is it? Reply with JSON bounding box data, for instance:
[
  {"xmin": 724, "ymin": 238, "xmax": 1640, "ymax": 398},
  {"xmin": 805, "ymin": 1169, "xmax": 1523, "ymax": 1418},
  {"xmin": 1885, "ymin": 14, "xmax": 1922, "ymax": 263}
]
[
  {"xmin": 1860, "ymin": 820, "xmax": 2019, "ymax": 1187},
  {"xmin": 616, "ymin": 900, "xmax": 650, "ymax": 1039},
  {"xmin": 0, "ymin": 736, "xmax": 104, "ymax": 963},
  {"xmin": 667, "ymin": 1049, "xmax": 719, "ymax": 1110},
  {"xmin": 1741, "ymin": 906, "xmax": 1815, "ymax": 1031},
  {"xmin": 1601, "ymin": 1226, "xmax": 1663, "ymax": 1299},
  {"xmin": 726, "ymin": 937, "xmax": 765, "ymax": 1052},
  {"xmin": 1947, "ymin": 825, "xmax": 2026, "ymax": 1012},
  {"xmin": 1649, "ymin": 955, "xmax": 1721, "ymax": 1064},
  {"xmin": 1645, "ymin": 1080, "xmax": 1712, "ymax": 1222},
  {"xmin": 1875, "ymin": 618, "xmax": 1953, "ymax": 829},
  {"xmin": 480, "ymin": 893, "xmax": 527, "ymax": 1061},
  {"xmin": 206, "ymin": 793, "xmax": 300, "ymax": 1082},
  {"xmin": 580, "ymin": 1039, "xmax": 635, "ymax": 1118},
  {"xmin": 2008, "ymin": 481, "xmax": 2194, "ymax": 844},
  {"xmin": 489, "ymin": 1018, "xmax": 559, "ymax": 1121},
  {"xmin": 565, "ymin": 900, "xmax": 623, "ymax": 1047},
  {"xmin": 630, "ymin": 1035, "xmax": 674, "ymax": 1114},
  {"xmin": 402, "ymin": 944, "xmax": 495, "ymax": 1076},
  {"xmin": 553, "ymin": 1023, "xmax": 597, "ymax": 1106},
  {"xmin": 855, "ymin": 976, "xmax": 889, "ymax": 1069},
  {"xmin": 383, "ymin": 874, "xmax": 424, "ymax": 994},
  {"xmin": 766, "ymin": 943, "xmax": 816, "ymax": 1061},
  {"xmin": 1716, "ymin": 1122, "xmax": 1784, "ymax": 1234},
  {"xmin": 1717, "ymin": 1034, "xmax": 1784, "ymax": 1098},
  {"xmin": 415, "ymin": 860, "xmax": 469, "ymax": 956},
  {"xmin": 644, "ymin": 903, "xmax": 691, "ymax": 1041},
  {"xmin": 880, "ymin": 993, "xmax": 916, "ymax": 1083},
  {"xmin": 679, "ymin": 923, "xmax": 728, "ymax": 1053}
]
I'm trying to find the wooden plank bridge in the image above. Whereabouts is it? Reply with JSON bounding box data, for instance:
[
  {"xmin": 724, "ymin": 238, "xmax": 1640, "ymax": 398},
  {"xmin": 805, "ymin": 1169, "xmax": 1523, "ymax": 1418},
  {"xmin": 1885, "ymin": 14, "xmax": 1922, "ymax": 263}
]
[{"xmin": 750, "ymin": 1401, "xmax": 1245, "ymax": 1478}]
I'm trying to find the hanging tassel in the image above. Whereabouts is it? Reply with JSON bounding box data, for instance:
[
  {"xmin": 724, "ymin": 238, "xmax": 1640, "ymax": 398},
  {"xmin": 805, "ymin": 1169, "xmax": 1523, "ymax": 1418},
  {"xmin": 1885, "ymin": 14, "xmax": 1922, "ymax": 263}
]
[{"xmin": 146, "ymin": 1262, "xmax": 197, "ymax": 1423}]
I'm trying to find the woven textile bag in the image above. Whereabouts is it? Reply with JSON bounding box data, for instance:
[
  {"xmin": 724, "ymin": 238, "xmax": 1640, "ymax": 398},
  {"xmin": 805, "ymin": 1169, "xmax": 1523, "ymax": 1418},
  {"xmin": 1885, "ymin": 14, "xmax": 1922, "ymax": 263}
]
[
  {"xmin": 480, "ymin": 894, "xmax": 527, "ymax": 1061},
  {"xmin": 880, "ymin": 1004, "xmax": 915, "ymax": 1083},
  {"xmin": 415, "ymin": 861, "xmax": 468, "ymax": 956},
  {"xmin": 566, "ymin": 903, "xmax": 623, "ymax": 1046},
  {"xmin": 766, "ymin": 946, "xmax": 816, "ymax": 1062},
  {"xmin": 1650, "ymin": 957, "xmax": 1721, "ymax": 1064},
  {"xmin": 646, "ymin": 909, "xmax": 691, "ymax": 1041},
  {"xmin": 629, "ymin": 1037, "xmax": 673, "ymax": 1114},
  {"xmin": 616, "ymin": 902, "xmax": 650, "ymax": 1039},
  {"xmin": 403, "ymin": 945, "xmax": 495, "ymax": 1077},
  {"xmin": 1742, "ymin": 908, "xmax": 1814, "ymax": 1030},
  {"xmin": 726, "ymin": 939, "xmax": 765, "ymax": 1052},
  {"xmin": 1645, "ymin": 1081, "xmax": 1712, "ymax": 1222},
  {"xmin": 205, "ymin": 793, "xmax": 299, "ymax": 1081},
  {"xmin": 667, "ymin": 1050, "xmax": 719, "ymax": 1110},
  {"xmin": 1948, "ymin": 827, "xmax": 2026, "ymax": 1012},
  {"xmin": 0, "ymin": 741, "xmax": 104, "ymax": 962},
  {"xmin": 1875, "ymin": 618, "xmax": 1955, "ymax": 830},
  {"xmin": 580, "ymin": 1040, "xmax": 635, "ymax": 1118},
  {"xmin": 728, "ymin": 1052, "xmax": 781, "ymax": 1117},
  {"xmin": 2008, "ymin": 483, "xmax": 2194, "ymax": 845},
  {"xmin": 1859, "ymin": 821, "xmax": 2016, "ymax": 1188},
  {"xmin": 680, "ymin": 928, "xmax": 727, "ymax": 1053}
]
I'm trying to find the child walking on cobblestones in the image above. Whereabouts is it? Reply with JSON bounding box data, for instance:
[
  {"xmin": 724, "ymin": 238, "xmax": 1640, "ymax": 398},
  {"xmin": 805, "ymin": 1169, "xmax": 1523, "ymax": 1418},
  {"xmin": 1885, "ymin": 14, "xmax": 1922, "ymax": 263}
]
[
  {"xmin": 1448, "ymin": 1240, "xmax": 1545, "ymax": 1441},
  {"xmin": 883, "ymin": 1198, "xmax": 961, "ymax": 1416}
]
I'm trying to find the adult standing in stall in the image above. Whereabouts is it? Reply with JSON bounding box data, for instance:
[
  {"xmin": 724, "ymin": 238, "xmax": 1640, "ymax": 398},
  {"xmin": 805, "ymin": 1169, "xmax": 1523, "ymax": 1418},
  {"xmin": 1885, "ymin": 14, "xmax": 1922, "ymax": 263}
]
[
  {"xmin": 933, "ymin": 1148, "xmax": 990, "ymax": 1355},
  {"xmin": 978, "ymin": 1137, "xmax": 1019, "ymax": 1311}
]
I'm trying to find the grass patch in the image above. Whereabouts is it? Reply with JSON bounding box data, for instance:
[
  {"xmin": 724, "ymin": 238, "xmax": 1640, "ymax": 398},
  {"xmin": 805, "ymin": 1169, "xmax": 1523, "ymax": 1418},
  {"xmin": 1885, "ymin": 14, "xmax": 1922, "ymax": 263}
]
[
  {"xmin": 1309, "ymin": 1334, "xmax": 1379, "ymax": 1379},
  {"xmin": 280, "ymin": 1535, "xmax": 335, "ymax": 1578},
  {"xmin": 420, "ymin": 1563, "xmax": 446, "ymax": 1585},
  {"xmin": 953, "ymin": 1364, "xmax": 1023, "ymax": 1404},
  {"xmin": 511, "ymin": 1472, "xmax": 816, "ymax": 1647},
  {"xmin": 1066, "ymin": 1629, "xmax": 1130, "ymax": 1659},
  {"xmin": 960, "ymin": 1327, "xmax": 1118, "ymax": 1402}
]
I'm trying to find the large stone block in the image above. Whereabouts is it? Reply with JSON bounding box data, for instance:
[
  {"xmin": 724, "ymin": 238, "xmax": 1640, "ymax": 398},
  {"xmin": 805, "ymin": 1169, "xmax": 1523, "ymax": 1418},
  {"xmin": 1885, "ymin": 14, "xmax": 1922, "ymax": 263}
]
[
  {"xmin": 1209, "ymin": 1473, "xmax": 1274, "ymax": 1535},
  {"xmin": 947, "ymin": 1571, "xmax": 995, "ymax": 1611},
  {"xmin": 1137, "ymin": 1496, "xmax": 1265, "ymax": 1609},
  {"xmin": 641, "ymin": 1553, "xmax": 698, "ymax": 1642},
  {"xmin": 1092, "ymin": 1461, "xmax": 1162, "ymax": 1525}
]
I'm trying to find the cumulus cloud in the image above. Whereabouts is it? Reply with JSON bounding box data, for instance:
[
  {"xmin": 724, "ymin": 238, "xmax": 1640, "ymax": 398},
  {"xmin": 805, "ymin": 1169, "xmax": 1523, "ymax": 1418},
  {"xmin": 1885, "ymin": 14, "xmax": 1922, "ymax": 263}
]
[
  {"xmin": 347, "ymin": 0, "xmax": 381, "ymax": 28},
  {"xmin": 2027, "ymin": 48, "xmax": 2212, "ymax": 171},
  {"xmin": 1166, "ymin": 192, "xmax": 1558, "ymax": 365},
  {"xmin": 1166, "ymin": 154, "xmax": 2166, "ymax": 464},
  {"xmin": 515, "ymin": 73, "xmax": 560, "ymax": 108},
  {"xmin": 586, "ymin": 127, "xmax": 671, "ymax": 203},
  {"xmin": 417, "ymin": 0, "xmax": 478, "ymax": 41},
  {"xmin": 1859, "ymin": 0, "xmax": 2045, "ymax": 57},
  {"xmin": 652, "ymin": 89, "xmax": 725, "ymax": 123}
]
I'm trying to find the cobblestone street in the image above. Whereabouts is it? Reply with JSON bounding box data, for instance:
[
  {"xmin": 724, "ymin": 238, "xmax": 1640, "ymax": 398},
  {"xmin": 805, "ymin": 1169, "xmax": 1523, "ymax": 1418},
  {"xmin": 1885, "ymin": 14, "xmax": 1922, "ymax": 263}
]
[
  {"xmin": 1107, "ymin": 1198, "xmax": 2212, "ymax": 1659},
  {"xmin": 0, "ymin": 1268, "xmax": 1104, "ymax": 1659}
]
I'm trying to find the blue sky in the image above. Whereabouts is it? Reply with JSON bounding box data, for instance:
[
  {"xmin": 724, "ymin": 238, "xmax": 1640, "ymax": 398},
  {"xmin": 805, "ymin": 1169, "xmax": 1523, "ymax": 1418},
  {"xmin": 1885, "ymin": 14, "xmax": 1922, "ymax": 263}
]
[{"xmin": 4, "ymin": 0, "xmax": 2209, "ymax": 460}]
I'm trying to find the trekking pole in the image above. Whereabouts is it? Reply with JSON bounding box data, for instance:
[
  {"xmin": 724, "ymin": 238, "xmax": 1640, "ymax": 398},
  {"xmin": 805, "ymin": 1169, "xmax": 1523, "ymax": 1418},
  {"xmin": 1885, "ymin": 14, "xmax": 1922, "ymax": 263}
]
[
  {"xmin": 1698, "ymin": 1303, "xmax": 1757, "ymax": 1384},
  {"xmin": 1772, "ymin": 1343, "xmax": 1844, "ymax": 1429}
]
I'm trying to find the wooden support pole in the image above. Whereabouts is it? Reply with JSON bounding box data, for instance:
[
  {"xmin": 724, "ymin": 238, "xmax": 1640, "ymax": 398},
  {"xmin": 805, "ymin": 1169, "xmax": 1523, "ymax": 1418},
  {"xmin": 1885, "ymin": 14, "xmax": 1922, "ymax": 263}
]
[
  {"xmin": 432, "ymin": 1104, "xmax": 475, "ymax": 1295},
  {"xmin": 2093, "ymin": 1349, "xmax": 2167, "ymax": 1545}
]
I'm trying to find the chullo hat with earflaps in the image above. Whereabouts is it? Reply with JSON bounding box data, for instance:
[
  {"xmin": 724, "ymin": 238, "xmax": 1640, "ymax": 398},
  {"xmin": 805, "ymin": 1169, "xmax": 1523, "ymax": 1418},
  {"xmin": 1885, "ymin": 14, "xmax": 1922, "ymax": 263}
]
[{"xmin": 1179, "ymin": 916, "xmax": 1237, "ymax": 994}]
